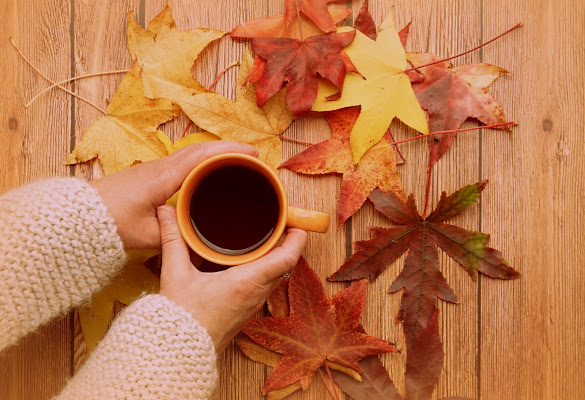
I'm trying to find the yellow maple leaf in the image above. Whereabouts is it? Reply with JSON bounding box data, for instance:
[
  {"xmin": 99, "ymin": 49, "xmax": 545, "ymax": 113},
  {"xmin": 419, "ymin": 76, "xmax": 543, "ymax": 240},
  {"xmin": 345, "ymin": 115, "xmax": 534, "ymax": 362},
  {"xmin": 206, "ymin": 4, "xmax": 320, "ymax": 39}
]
[
  {"xmin": 126, "ymin": 6, "xmax": 225, "ymax": 102},
  {"xmin": 65, "ymin": 63, "xmax": 180, "ymax": 174},
  {"xmin": 312, "ymin": 9, "xmax": 429, "ymax": 164},
  {"xmin": 175, "ymin": 49, "xmax": 294, "ymax": 171},
  {"xmin": 78, "ymin": 250, "xmax": 160, "ymax": 352}
]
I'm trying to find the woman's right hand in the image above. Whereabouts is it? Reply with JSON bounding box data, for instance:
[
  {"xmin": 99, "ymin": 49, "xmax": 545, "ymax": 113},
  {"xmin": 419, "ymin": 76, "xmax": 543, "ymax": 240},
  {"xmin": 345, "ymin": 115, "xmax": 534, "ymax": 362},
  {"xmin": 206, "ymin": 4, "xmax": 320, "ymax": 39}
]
[{"xmin": 156, "ymin": 205, "xmax": 308, "ymax": 353}]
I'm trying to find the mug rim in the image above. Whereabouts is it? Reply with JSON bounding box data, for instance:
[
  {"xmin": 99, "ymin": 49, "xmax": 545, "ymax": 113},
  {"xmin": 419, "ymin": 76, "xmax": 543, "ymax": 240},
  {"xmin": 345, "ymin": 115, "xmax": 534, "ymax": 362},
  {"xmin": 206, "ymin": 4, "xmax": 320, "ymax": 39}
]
[{"xmin": 176, "ymin": 153, "xmax": 288, "ymax": 266}]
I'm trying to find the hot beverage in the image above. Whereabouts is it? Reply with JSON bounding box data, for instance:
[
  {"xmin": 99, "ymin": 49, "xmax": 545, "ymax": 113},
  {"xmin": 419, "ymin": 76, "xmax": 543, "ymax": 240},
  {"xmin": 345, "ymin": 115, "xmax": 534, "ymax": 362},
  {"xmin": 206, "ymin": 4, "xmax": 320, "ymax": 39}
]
[{"xmin": 189, "ymin": 165, "xmax": 280, "ymax": 255}]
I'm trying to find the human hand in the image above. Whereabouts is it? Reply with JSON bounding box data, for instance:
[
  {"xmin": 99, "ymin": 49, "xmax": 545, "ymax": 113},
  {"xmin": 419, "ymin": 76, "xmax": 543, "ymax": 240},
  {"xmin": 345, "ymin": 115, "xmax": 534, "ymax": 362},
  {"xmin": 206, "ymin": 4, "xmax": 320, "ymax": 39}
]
[
  {"xmin": 90, "ymin": 141, "xmax": 258, "ymax": 249},
  {"xmin": 156, "ymin": 205, "xmax": 308, "ymax": 353}
]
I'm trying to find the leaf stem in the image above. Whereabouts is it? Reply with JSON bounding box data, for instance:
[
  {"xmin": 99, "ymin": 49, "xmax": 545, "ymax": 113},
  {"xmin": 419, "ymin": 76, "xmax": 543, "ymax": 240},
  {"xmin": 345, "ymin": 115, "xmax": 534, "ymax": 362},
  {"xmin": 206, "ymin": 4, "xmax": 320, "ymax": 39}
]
[
  {"xmin": 319, "ymin": 361, "xmax": 341, "ymax": 400},
  {"xmin": 403, "ymin": 22, "xmax": 523, "ymax": 73},
  {"xmin": 181, "ymin": 60, "xmax": 240, "ymax": 138},
  {"xmin": 26, "ymin": 69, "xmax": 130, "ymax": 108},
  {"xmin": 388, "ymin": 130, "xmax": 406, "ymax": 163},
  {"xmin": 10, "ymin": 37, "xmax": 108, "ymax": 115},
  {"xmin": 389, "ymin": 121, "xmax": 517, "ymax": 147},
  {"xmin": 423, "ymin": 152, "xmax": 433, "ymax": 218},
  {"xmin": 317, "ymin": 368, "xmax": 337, "ymax": 400},
  {"xmin": 278, "ymin": 134, "xmax": 315, "ymax": 146},
  {"xmin": 294, "ymin": 0, "xmax": 304, "ymax": 42}
]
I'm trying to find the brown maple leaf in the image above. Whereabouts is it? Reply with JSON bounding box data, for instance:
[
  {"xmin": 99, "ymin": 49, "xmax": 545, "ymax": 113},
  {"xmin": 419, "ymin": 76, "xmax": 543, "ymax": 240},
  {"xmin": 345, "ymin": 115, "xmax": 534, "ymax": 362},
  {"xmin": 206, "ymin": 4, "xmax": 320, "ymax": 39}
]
[
  {"xmin": 407, "ymin": 52, "xmax": 510, "ymax": 168},
  {"xmin": 248, "ymin": 30, "xmax": 355, "ymax": 117},
  {"xmin": 280, "ymin": 106, "xmax": 404, "ymax": 227},
  {"xmin": 242, "ymin": 257, "xmax": 396, "ymax": 394},
  {"xmin": 328, "ymin": 181, "xmax": 519, "ymax": 350}
]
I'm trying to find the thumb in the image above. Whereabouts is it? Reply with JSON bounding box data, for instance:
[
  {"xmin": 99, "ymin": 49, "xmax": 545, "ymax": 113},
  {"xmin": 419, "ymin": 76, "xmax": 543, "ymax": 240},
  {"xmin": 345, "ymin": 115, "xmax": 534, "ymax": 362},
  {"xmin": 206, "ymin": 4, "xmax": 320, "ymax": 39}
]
[{"xmin": 157, "ymin": 205, "xmax": 193, "ymax": 269}]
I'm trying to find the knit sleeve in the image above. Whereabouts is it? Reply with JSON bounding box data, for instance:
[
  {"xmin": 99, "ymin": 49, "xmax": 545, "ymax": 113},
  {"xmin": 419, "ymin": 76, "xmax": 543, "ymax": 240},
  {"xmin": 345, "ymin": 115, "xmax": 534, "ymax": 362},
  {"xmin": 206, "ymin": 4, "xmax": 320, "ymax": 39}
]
[
  {"xmin": 0, "ymin": 177, "xmax": 127, "ymax": 351},
  {"xmin": 55, "ymin": 294, "xmax": 218, "ymax": 400}
]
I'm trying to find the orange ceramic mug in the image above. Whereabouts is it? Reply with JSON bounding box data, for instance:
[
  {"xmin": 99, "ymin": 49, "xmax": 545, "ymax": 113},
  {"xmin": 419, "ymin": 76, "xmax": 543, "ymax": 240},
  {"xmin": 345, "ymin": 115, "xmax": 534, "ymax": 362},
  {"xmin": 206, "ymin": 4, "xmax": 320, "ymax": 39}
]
[{"xmin": 177, "ymin": 153, "xmax": 330, "ymax": 265}]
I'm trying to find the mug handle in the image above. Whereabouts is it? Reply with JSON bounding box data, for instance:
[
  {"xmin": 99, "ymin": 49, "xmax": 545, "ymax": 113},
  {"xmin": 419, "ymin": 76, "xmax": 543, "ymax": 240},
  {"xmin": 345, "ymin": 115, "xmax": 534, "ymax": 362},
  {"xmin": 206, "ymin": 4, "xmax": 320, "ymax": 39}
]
[{"xmin": 286, "ymin": 206, "xmax": 330, "ymax": 233}]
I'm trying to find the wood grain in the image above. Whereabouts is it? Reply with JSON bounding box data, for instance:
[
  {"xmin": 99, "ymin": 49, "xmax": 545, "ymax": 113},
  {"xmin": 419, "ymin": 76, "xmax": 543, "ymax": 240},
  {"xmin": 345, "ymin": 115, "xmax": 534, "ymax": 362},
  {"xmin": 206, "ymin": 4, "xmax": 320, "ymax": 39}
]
[
  {"xmin": 480, "ymin": 0, "xmax": 585, "ymax": 399},
  {"xmin": 0, "ymin": 1, "xmax": 73, "ymax": 399},
  {"xmin": 1, "ymin": 0, "xmax": 584, "ymax": 399}
]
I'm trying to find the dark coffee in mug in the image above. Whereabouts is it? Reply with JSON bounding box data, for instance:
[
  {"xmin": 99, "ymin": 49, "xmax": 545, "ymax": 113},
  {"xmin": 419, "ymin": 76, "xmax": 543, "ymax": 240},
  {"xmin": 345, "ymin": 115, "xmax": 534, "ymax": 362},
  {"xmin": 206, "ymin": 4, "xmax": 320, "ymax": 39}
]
[{"xmin": 189, "ymin": 165, "xmax": 280, "ymax": 255}]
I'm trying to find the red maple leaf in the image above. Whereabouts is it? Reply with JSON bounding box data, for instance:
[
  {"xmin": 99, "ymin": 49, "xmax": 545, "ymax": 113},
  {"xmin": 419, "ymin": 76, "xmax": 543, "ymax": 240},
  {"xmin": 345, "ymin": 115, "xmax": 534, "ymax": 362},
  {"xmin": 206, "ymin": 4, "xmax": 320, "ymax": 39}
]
[
  {"xmin": 242, "ymin": 257, "xmax": 396, "ymax": 393},
  {"xmin": 280, "ymin": 106, "xmax": 404, "ymax": 227},
  {"xmin": 248, "ymin": 30, "xmax": 355, "ymax": 116},
  {"xmin": 284, "ymin": 0, "xmax": 345, "ymax": 33},
  {"xmin": 328, "ymin": 181, "xmax": 519, "ymax": 350},
  {"xmin": 407, "ymin": 52, "xmax": 510, "ymax": 168}
]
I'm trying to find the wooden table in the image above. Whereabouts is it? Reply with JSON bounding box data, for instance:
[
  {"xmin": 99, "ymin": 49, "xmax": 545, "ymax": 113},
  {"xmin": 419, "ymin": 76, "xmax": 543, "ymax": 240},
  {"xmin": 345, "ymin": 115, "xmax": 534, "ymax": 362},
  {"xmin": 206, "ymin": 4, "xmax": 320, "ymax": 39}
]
[{"xmin": 1, "ymin": 0, "xmax": 583, "ymax": 399}]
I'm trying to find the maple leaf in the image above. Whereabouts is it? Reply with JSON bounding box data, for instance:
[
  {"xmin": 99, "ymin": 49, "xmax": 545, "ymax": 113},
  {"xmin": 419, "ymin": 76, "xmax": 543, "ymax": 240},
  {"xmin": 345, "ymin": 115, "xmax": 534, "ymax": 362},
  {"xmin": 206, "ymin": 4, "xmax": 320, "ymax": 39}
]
[
  {"xmin": 177, "ymin": 49, "xmax": 294, "ymax": 170},
  {"xmin": 283, "ymin": 0, "xmax": 346, "ymax": 33},
  {"xmin": 65, "ymin": 62, "xmax": 179, "ymax": 174},
  {"xmin": 328, "ymin": 181, "xmax": 519, "ymax": 350},
  {"xmin": 126, "ymin": 6, "xmax": 225, "ymax": 102},
  {"xmin": 79, "ymin": 250, "xmax": 160, "ymax": 352},
  {"xmin": 280, "ymin": 106, "xmax": 404, "ymax": 227},
  {"xmin": 312, "ymin": 9, "xmax": 429, "ymax": 164},
  {"xmin": 231, "ymin": 6, "xmax": 351, "ymax": 40},
  {"xmin": 248, "ymin": 30, "xmax": 355, "ymax": 117},
  {"xmin": 404, "ymin": 307, "xmax": 443, "ymax": 400},
  {"xmin": 330, "ymin": 355, "xmax": 402, "ymax": 400},
  {"xmin": 242, "ymin": 257, "xmax": 396, "ymax": 394},
  {"xmin": 407, "ymin": 52, "xmax": 510, "ymax": 168}
]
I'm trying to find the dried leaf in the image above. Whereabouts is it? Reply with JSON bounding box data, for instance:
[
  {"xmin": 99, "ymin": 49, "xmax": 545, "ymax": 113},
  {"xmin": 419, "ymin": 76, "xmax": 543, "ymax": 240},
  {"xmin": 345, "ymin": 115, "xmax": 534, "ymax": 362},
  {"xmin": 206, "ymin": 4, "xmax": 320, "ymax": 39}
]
[
  {"xmin": 65, "ymin": 63, "xmax": 178, "ymax": 174},
  {"xmin": 313, "ymin": 9, "xmax": 428, "ymax": 163},
  {"xmin": 331, "ymin": 356, "xmax": 402, "ymax": 400},
  {"xmin": 405, "ymin": 307, "xmax": 443, "ymax": 400},
  {"xmin": 175, "ymin": 49, "xmax": 294, "ymax": 170},
  {"xmin": 407, "ymin": 52, "xmax": 509, "ymax": 168},
  {"xmin": 78, "ymin": 250, "xmax": 159, "ymax": 352},
  {"xmin": 231, "ymin": 7, "xmax": 351, "ymax": 40},
  {"xmin": 250, "ymin": 30, "xmax": 356, "ymax": 116},
  {"xmin": 283, "ymin": 0, "xmax": 347, "ymax": 33},
  {"xmin": 280, "ymin": 106, "xmax": 404, "ymax": 226},
  {"xmin": 126, "ymin": 6, "xmax": 225, "ymax": 102},
  {"xmin": 242, "ymin": 257, "xmax": 396, "ymax": 394},
  {"xmin": 329, "ymin": 181, "xmax": 519, "ymax": 350}
]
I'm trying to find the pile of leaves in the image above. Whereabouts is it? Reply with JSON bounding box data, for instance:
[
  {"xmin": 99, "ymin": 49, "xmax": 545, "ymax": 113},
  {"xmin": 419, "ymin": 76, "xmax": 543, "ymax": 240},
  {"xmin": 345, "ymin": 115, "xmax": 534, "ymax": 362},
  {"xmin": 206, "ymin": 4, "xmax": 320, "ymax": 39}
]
[{"xmin": 27, "ymin": 0, "xmax": 522, "ymax": 398}]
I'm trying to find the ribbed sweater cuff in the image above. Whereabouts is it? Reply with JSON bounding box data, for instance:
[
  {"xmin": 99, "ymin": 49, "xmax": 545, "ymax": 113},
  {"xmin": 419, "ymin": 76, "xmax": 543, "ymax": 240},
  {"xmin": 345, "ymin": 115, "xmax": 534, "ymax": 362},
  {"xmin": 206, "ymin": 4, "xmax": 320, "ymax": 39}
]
[
  {"xmin": 0, "ymin": 177, "xmax": 127, "ymax": 350},
  {"xmin": 56, "ymin": 294, "xmax": 218, "ymax": 400}
]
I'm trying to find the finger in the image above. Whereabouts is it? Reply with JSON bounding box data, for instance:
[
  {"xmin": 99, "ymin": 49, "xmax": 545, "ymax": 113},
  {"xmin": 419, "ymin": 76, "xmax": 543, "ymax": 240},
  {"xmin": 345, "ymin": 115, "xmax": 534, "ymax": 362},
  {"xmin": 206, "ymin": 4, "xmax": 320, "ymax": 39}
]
[
  {"xmin": 241, "ymin": 228, "xmax": 308, "ymax": 285},
  {"xmin": 157, "ymin": 205, "xmax": 194, "ymax": 273},
  {"xmin": 160, "ymin": 141, "xmax": 259, "ymax": 198}
]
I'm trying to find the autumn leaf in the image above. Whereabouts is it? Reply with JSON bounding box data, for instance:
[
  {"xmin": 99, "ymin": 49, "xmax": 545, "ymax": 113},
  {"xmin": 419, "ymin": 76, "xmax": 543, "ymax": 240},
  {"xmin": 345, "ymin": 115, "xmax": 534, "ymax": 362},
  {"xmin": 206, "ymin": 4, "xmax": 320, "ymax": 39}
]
[
  {"xmin": 284, "ymin": 0, "xmax": 346, "ymax": 33},
  {"xmin": 328, "ymin": 181, "xmax": 519, "ymax": 350},
  {"xmin": 65, "ymin": 62, "xmax": 179, "ymax": 174},
  {"xmin": 330, "ymin": 355, "xmax": 402, "ymax": 400},
  {"xmin": 407, "ymin": 52, "xmax": 510, "ymax": 168},
  {"xmin": 231, "ymin": 5, "xmax": 351, "ymax": 40},
  {"xmin": 280, "ymin": 106, "xmax": 404, "ymax": 226},
  {"xmin": 247, "ymin": 30, "xmax": 355, "ymax": 117},
  {"xmin": 242, "ymin": 257, "xmax": 396, "ymax": 394},
  {"xmin": 78, "ymin": 250, "xmax": 160, "ymax": 352},
  {"xmin": 313, "ymin": 9, "xmax": 429, "ymax": 163},
  {"xmin": 404, "ymin": 307, "xmax": 443, "ymax": 400},
  {"xmin": 126, "ymin": 6, "xmax": 225, "ymax": 102},
  {"xmin": 174, "ymin": 49, "xmax": 294, "ymax": 170}
]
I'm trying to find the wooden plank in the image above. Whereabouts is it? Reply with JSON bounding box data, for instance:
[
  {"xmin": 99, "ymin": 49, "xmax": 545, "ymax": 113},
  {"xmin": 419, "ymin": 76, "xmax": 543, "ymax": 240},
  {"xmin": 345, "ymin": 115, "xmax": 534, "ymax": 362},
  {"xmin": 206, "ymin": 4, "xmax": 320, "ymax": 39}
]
[
  {"xmin": 351, "ymin": 1, "xmax": 482, "ymax": 398},
  {"xmin": 71, "ymin": 0, "xmax": 141, "ymax": 371},
  {"xmin": 143, "ymin": 1, "xmax": 348, "ymax": 398},
  {"xmin": 0, "ymin": 0, "xmax": 73, "ymax": 399},
  {"xmin": 480, "ymin": 0, "xmax": 585, "ymax": 399}
]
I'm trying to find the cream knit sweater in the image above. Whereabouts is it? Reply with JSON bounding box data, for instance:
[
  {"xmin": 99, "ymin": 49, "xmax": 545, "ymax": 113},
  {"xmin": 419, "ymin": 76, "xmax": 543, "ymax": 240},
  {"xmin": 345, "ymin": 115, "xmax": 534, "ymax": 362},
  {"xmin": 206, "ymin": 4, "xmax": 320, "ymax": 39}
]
[{"xmin": 0, "ymin": 178, "xmax": 218, "ymax": 399}]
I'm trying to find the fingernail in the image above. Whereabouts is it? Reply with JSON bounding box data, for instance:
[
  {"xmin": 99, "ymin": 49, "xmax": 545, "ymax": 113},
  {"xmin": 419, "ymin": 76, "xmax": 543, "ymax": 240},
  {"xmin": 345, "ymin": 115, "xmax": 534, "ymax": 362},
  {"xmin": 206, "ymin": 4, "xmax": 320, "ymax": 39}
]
[{"xmin": 156, "ymin": 205, "xmax": 173, "ymax": 222}]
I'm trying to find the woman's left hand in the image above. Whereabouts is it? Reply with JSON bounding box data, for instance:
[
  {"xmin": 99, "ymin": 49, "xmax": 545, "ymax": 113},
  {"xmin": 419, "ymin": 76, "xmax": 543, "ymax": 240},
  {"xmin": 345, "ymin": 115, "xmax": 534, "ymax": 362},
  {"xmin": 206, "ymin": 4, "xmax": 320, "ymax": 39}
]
[{"xmin": 90, "ymin": 141, "xmax": 258, "ymax": 249}]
